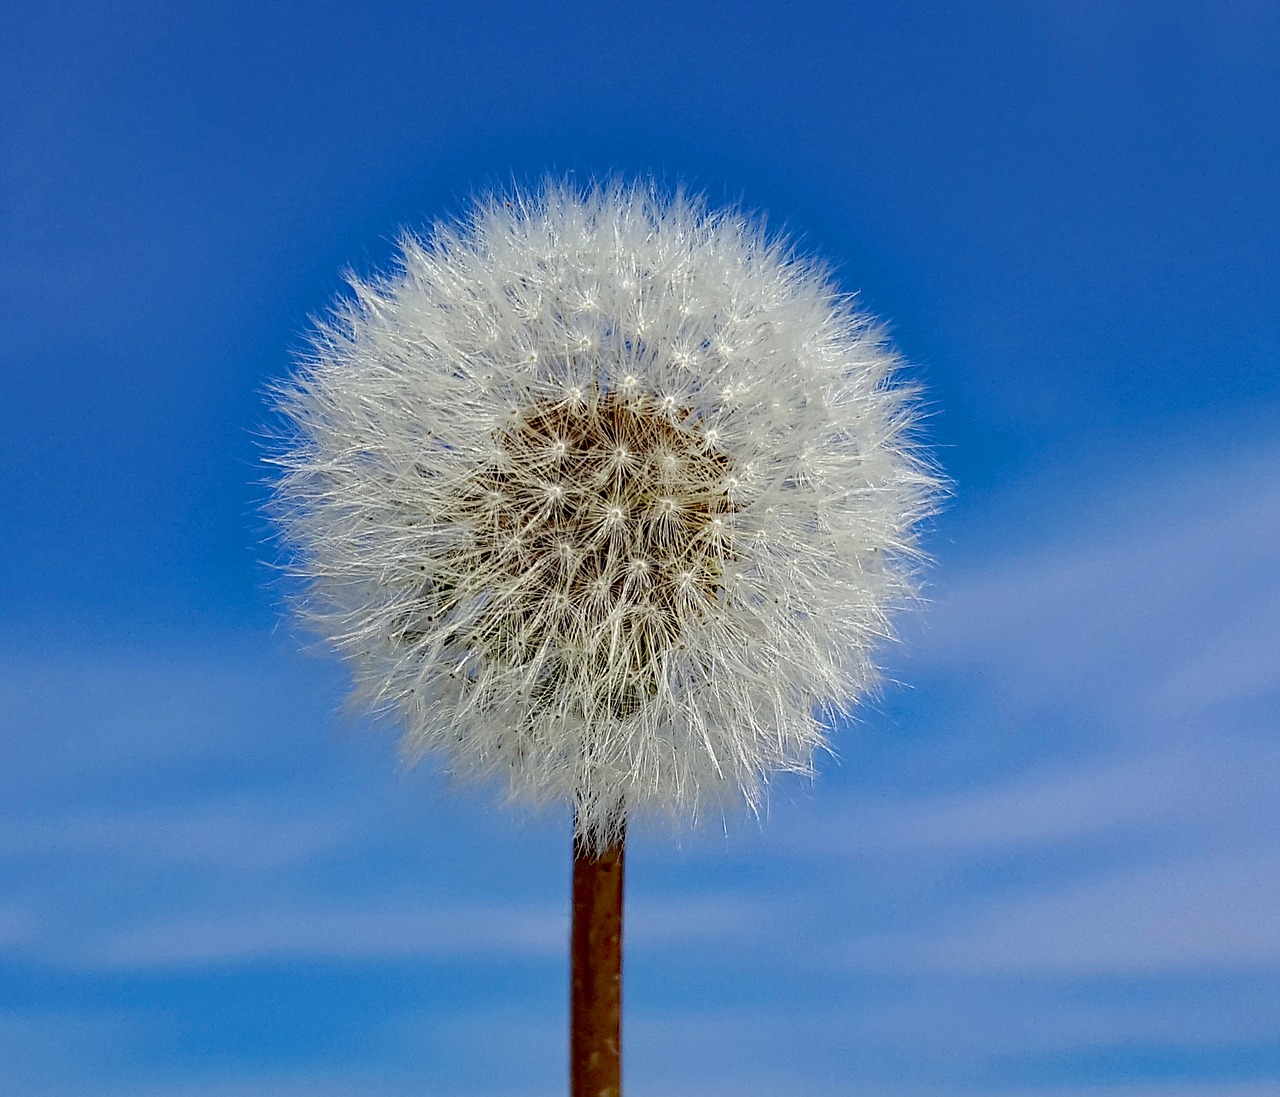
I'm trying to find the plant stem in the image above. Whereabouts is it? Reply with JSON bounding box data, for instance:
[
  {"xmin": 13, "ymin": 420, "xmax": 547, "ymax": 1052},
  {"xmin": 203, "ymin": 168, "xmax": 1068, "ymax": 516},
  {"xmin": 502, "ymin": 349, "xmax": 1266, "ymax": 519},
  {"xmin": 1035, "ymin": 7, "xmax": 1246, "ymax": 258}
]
[{"xmin": 570, "ymin": 820, "xmax": 625, "ymax": 1096}]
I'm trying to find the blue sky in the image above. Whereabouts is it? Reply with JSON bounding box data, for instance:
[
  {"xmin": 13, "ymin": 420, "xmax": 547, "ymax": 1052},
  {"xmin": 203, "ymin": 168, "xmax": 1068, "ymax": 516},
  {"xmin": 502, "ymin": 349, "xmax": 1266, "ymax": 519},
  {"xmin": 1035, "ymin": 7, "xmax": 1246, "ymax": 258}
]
[{"xmin": 2, "ymin": 2, "xmax": 1277, "ymax": 1094}]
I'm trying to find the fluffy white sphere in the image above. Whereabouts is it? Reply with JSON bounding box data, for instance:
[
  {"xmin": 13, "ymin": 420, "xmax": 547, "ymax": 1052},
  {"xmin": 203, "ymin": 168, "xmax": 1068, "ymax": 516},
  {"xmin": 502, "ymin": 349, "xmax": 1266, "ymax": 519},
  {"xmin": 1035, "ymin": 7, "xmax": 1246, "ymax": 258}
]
[{"xmin": 271, "ymin": 181, "xmax": 939, "ymax": 848}]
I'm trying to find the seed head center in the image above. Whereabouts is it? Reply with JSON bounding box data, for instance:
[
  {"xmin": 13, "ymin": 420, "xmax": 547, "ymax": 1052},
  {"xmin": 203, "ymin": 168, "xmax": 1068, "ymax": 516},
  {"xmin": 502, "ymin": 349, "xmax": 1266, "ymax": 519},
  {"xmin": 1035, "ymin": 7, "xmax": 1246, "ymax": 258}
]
[{"xmin": 455, "ymin": 390, "xmax": 736, "ymax": 691}]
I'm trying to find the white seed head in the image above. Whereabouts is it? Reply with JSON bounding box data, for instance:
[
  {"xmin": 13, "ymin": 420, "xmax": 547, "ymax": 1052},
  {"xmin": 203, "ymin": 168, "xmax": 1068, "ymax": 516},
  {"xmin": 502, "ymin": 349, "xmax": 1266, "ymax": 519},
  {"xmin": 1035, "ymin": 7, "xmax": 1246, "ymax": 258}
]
[{"xmin": 269, "ymin": 180, "xmax": 941, "ymax": 850}]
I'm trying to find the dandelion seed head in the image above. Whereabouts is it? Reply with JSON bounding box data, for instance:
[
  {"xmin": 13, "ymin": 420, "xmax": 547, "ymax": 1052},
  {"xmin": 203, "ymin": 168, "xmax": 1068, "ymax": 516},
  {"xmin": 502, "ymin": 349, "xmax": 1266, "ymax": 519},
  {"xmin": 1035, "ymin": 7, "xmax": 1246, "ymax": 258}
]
[{"xmin": 269, "ymin": 179, "xmax": 940, "ymax": 850}]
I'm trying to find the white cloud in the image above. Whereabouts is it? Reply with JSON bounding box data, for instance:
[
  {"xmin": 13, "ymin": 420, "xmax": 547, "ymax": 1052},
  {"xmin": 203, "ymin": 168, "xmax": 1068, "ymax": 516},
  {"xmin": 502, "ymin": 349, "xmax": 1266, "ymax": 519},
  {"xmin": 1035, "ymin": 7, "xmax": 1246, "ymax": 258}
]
[
  {"xmin": 0, "ymin": 803, "xmax": 354, "ymax": 868},
  {"xmin": 0, "ymin": 902, "xmax": 37, "ymax": 948},
  {"xmin": 802, "ymin": 723, "xmax": 1278, "ymax": 861},
  {"xmin": 852, "ymin": 848, "xmax": 1280, "ymax": 975},
  {"xmin": 0, "ymin": 634, "xmax": 347, "ymax": 801},
  {"xmin": 1149, "ymin": 582, "xmax": 1280, "ymax": 715},
  {"xmin": 919, "ymin": 441, "xmax": 1280, "ymax": 722},
  {"xmin": 0, "ymin": 886, "xmax": 765, "ymax": 970},
  {"xmin": 86, "ymin": 901, "xmax": 568, "ymax": 968}
]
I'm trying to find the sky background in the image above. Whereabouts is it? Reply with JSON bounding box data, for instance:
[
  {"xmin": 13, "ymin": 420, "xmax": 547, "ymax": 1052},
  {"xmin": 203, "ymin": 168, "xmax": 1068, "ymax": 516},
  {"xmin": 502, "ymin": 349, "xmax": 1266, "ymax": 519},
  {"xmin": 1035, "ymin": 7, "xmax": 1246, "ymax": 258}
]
[{"xmin": 2, "ymin": 1, "xmax": 1278, "ymax": 1094}]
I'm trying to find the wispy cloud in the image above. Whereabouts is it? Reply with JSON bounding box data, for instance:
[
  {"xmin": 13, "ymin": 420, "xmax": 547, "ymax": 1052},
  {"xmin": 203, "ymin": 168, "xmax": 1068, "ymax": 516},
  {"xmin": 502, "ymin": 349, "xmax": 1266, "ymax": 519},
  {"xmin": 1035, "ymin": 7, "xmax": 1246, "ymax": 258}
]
[
  {"xmin": 920, "ymin": 442, "xmax": 1280, "ymax": 720},
  {"xmin": 88, "ymin": 901, "xmax": 569, "ymax": 968},
  {"xmin": 0, "ymin": 803, "xmax": 355, "ymax": 868},
  {"xmin": 882, "ymin": 847, "xmax": 1280, "ymax": 975}
]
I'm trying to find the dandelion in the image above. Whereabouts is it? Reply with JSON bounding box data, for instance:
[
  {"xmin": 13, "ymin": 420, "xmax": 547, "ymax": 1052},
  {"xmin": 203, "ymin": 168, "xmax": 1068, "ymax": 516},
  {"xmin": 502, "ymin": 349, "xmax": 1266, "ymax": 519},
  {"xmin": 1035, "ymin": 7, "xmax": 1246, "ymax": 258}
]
[{"xmin": 269, "ymin": 179, "xmax": 939, "ymax": 1095}]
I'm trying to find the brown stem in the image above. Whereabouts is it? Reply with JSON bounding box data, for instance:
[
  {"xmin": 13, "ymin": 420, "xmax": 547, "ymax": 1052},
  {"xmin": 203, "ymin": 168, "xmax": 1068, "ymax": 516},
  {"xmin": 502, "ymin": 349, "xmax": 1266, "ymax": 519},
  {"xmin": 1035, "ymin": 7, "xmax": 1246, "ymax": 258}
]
[{"xmin": 570, "ymin": 821, "xmax": 625, "ymax": 1097}]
